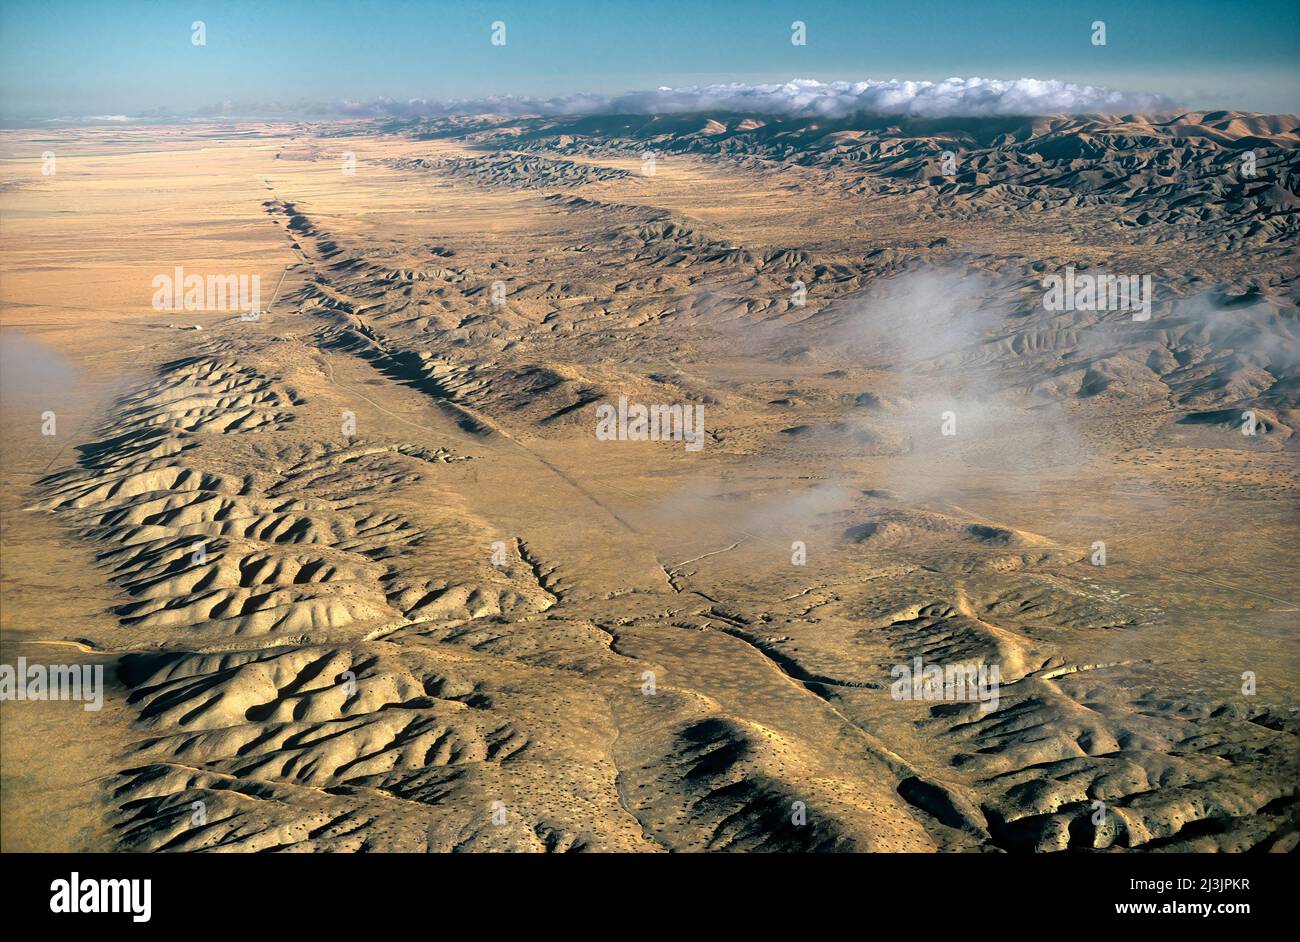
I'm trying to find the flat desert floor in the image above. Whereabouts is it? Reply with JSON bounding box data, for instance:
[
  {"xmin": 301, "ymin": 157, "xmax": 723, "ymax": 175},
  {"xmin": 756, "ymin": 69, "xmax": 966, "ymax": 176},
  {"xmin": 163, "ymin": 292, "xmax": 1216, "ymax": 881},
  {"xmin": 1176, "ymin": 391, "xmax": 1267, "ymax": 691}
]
[{"xmin": 1, "ymin": 115, "xmax": 1297, "ymax": 851}]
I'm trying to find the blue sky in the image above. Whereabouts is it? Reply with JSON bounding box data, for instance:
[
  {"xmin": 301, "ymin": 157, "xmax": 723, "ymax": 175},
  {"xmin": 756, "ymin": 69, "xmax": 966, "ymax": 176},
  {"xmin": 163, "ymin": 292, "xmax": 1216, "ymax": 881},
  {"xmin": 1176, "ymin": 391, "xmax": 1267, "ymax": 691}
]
[{"xmin": 2, "ymin": 0, "xmax": 1298, "ymax": 118}]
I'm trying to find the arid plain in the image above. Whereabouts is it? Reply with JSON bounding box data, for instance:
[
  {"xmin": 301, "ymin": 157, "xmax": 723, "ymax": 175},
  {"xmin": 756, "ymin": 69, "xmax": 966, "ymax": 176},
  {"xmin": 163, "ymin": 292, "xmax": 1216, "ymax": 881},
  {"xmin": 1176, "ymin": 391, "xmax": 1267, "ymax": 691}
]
[{"xmin": 1, "ymin": 113, "xmax": 1297, "ymax": 852}]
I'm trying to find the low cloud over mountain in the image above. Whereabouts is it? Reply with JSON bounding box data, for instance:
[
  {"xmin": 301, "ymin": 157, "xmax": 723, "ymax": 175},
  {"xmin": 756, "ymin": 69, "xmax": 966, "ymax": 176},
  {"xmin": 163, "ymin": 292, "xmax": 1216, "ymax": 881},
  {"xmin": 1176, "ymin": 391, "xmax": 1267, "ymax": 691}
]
[{"xmin": 199, "ymin": 77, "xmax": 1178, "ymax": 120}]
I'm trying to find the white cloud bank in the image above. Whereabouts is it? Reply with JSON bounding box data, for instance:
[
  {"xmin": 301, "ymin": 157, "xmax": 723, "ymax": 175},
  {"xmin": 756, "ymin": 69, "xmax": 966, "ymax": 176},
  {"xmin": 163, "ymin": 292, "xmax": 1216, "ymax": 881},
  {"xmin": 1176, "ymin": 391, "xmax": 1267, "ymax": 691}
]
[{"xmin": 322, "ymin": 78, "xmax": 1175, "ymax": 120}]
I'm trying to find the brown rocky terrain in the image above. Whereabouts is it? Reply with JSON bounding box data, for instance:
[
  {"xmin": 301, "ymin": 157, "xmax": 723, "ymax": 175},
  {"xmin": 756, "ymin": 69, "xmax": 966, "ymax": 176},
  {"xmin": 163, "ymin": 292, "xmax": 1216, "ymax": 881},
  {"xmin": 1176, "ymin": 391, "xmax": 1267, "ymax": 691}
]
[{"xmin": 1, "ymin": 111, "xmax": 1296, "ymax": 852}]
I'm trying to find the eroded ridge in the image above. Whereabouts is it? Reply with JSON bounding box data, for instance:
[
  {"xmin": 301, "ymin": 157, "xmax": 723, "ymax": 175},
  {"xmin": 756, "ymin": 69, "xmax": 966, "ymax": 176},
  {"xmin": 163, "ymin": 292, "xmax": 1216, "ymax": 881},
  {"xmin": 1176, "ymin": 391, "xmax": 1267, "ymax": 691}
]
[{"xmin": 29, "ymin": 353, "xmax": 602, "ymax": 850}]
